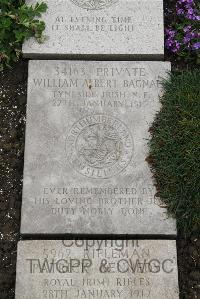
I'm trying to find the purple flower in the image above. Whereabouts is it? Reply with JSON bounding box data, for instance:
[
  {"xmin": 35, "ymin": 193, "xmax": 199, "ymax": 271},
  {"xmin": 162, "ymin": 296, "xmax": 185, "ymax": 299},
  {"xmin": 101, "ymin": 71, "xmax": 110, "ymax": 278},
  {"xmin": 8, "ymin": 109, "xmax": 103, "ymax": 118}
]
[
  {"xmin": 180, "ymin": 0, "xmax": 193, "ymax": 4},
  {"xmin": 177, "ymin": 0, "xmax": 193, "ymax": 5},
  {"xmin": 187, "ymin": 8, "xmax": 194, "ymax": 14},
  {"xmin": 188, "ymin": 31, "xmax": 196, "ymax": 38},
  {"xmin": 165, "ymin": 38, "xmax": 173, "ymax": 45},
  {"xmin": 184, "ymin": 36, "xmax": 191, "ymax": 43},
  {"xmin": 183, "ymin": 25, "xmax": 192, "ymax": 32},
  {"xmin": 186, "ymin": 14, "xmax": 196, "ymax": 20},
  {"xmin": 177, "ymin": 8, "xmax": 185, "ymax": 14},
  {"xmin": 174, "ymin": 41, "xmax": 181, "ymax": 50},
  {"xmin": 192, "ymin": 42, "xmax": 200, "ymax": 50},
  {"xmin": 165, "ymin": 0, "xmax": 200, "ymax": 56},
  {"xmin": 176, "ymin": 0, "xmax": 200, "ymax": 20},
  {"xmin": 185, "ymin": 4, "xmax": 193, "ymax": 9},
  {"xmin": 165, "ymin": 28, "xmax": 176, "ymax": 37}
]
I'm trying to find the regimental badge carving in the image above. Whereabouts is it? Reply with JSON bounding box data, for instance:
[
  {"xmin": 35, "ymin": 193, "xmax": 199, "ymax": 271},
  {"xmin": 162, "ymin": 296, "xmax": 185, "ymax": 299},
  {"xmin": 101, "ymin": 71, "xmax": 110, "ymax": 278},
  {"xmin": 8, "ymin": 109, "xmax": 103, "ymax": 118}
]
[
  {"xmin": 69, "ymin": 0, "xmax": 119, "ymax": 10},
  {"xmin": 66, "ymin": 114, "xmax": 133, "ymax": 179}
]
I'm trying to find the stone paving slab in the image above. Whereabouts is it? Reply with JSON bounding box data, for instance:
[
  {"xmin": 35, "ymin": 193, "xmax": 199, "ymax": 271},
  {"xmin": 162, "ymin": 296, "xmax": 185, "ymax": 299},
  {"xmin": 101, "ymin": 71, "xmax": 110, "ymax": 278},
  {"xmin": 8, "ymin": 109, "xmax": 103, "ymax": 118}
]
[
  {"xmin": 15, "ymin": 240, "xmax": 179, "ymax": 299},
  {"xmin": 20, "ymin": 60, "xmax": 176, "ymax": 235},
  {"xmin": 23, "ymin": 0, "xmax": 164, "ymax": 59}
]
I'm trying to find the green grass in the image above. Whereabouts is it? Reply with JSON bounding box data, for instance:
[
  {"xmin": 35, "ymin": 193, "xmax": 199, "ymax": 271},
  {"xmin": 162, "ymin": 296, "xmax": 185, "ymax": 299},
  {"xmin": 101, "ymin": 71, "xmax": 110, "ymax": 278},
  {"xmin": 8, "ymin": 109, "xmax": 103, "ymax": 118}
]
[{"xmin": 149, "ymin": 70, "xmax": 200, "ymax": 235}]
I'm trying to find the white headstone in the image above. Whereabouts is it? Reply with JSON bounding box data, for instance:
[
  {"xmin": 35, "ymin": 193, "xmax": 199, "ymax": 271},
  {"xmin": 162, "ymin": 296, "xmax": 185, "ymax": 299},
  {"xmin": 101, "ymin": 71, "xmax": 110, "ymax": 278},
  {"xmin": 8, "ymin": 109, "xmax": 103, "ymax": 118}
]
[
  {"xmin": 15, "ymin": 240, "xmax": 179, "ymax": 299},
  {"xmin": 23, "ymin": 0, "xmax": 164, "ymax": 59},
  {"xmin": 21, "ymin": 60, "xmax": 176, "ymax": 235}
]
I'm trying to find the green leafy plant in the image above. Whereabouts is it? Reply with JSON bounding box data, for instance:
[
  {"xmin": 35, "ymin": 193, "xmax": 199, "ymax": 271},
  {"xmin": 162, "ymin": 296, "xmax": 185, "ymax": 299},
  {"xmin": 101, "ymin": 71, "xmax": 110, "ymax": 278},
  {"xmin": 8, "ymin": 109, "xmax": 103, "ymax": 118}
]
[
  {"xmin": 0, "ymin": 0, "xmax": 47, "ymax": 70},
  {"xmin": 149, "ymin": 70, "xmax": 200, "ymax": 235}
]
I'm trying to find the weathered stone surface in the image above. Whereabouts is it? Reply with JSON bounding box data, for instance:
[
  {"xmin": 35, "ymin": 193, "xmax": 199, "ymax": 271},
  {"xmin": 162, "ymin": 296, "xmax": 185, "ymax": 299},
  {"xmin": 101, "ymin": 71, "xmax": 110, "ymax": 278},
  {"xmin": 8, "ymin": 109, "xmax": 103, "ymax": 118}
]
[
  {"xmin": 21, "ymin": 60, "xmax": 176, "ymax": 235},
  {"xmin": 15, "ymin": 240, "xmax": 179, "ymax": 299},
  {"xmin": 23, "ymin": 0, "xmax": 164, "ymax": 59}
]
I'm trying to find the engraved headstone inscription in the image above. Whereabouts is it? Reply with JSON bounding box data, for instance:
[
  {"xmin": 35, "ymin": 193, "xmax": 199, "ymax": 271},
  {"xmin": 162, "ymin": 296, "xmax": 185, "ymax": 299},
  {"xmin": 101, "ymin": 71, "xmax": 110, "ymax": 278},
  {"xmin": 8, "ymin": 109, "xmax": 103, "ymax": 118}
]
[
  {"xmin": 15, "ymin": 240, "xmax": 179, "ymax": 299},
  {"xmin": 23, "ymin": 0, "xmax": 164, "ymax": 59},
  {"xmin": 20, "ymin": 60, "xmax": 176, "ymax": 235},
  {"xmin": 70, "ymin": 0, "xmax": 119, "ymax": 10}
]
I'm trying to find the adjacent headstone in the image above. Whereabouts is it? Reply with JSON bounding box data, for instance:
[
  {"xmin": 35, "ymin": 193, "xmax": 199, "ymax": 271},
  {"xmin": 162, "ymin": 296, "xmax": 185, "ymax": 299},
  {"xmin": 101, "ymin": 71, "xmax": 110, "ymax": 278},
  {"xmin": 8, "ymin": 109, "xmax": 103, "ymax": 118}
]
[
  {"xmin": 23, "ymin": 0, "xmax": 164, "ymax": 59},
  {"xmin": 15, "ymin": 240, "xmax": 179, "ymax": 299},
  {"xmin": 21, "ymin": 60, "xmax": 176, "ymax": 235}
]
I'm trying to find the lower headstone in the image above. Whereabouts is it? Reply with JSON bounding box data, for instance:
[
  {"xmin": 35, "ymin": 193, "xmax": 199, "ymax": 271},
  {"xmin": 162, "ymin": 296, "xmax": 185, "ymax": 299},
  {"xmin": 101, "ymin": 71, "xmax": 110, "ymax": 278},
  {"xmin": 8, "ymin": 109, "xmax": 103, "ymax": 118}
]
[
  {"xmin": 21, "ymin": 60, "xmax": 176, "ymax": 235},
  {"xmin": 15, "ymin": 240, "xmax": 179, "ymax": 299}
]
